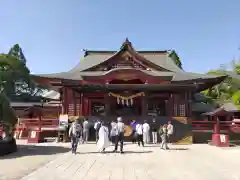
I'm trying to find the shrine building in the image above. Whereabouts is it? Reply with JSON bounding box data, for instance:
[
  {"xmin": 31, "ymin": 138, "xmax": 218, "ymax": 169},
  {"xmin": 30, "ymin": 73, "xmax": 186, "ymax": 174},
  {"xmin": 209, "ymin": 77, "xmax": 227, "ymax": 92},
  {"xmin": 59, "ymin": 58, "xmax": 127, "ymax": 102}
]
[{"xmin": 33, "ymin": 39, "xmax": 225, "ymax": 143}]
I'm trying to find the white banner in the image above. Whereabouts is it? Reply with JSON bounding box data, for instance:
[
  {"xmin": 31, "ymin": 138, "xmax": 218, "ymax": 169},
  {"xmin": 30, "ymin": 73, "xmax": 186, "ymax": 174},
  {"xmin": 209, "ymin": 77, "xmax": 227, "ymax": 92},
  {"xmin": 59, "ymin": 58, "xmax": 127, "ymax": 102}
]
[{"xmin": 220, "ymin": 134, "xmax": 226, "ymax": 143}]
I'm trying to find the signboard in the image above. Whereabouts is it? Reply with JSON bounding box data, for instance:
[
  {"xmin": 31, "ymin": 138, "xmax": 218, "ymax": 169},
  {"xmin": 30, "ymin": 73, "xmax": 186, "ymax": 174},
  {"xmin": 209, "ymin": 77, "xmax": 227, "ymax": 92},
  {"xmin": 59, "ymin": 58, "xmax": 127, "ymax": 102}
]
[
  {"xmin": 59, "ymin": 114, "xmax": 68, "ymax": 130},
  {"xmin": 31, "ymin": 131, "xmax": 36, "ymax": 138},
  {"xmin": 220, "ymin": 134, "xmax": 226, "ymax": 143}
]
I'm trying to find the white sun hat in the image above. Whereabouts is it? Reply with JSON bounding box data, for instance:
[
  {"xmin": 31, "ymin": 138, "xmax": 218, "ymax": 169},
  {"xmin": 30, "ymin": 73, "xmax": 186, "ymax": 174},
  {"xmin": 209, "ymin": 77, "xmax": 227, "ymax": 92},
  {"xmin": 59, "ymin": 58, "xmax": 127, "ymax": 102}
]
[{"xmin": 117, "ymin": 117, "xmax": 122, "ymax": 122}]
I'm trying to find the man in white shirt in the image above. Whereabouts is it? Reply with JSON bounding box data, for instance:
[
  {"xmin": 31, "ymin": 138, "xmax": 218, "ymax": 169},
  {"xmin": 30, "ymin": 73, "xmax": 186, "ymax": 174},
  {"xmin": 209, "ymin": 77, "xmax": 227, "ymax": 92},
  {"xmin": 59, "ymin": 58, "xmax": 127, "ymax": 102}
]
[
  {"xmin": 94, "ymin": 120, "xmax": 101, "ymax": 143},
  {"xmin": 143, "ymin": 120, "xmax": 150, "ymax": 144},
  {"xmin": 167, "ymin": 121, "xmax": 174, "ymax": 143},
  {"xmin": 82, "ymin": 118, "xmax": 89, "ymax": 143},
  {"xmin": 136, "ymin": 122, "xmax": 144, "ymax": 147},
  {"xmin": 113, "ymin": 117, "xmax": 125, "ymax": 153},
  {"xmin": 110, "ymin": 120, "xmax": 118, "ymax": 144}
]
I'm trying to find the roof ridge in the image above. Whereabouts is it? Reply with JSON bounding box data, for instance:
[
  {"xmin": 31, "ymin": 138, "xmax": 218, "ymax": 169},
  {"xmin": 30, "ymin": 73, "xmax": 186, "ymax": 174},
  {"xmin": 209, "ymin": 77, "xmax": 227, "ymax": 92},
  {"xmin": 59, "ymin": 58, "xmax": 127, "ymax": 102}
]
[{"xmin": 84, "ymin": 50, "xmax": 168, "ymax": 55}]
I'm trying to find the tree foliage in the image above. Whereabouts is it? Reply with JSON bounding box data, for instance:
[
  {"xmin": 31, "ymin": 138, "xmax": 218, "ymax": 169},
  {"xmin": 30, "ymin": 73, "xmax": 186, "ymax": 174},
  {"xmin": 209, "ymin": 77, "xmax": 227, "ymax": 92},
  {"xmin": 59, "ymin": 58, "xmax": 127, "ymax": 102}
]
[
  {"xmin": 0, "ymin": 53, "xmax": 34, "ymax": 97},
  {"xmin": 202, "ymin": 60, "xmax": 240, "ymax": 106},
  {"xmin": 0, "ymin": 90, "xmax": 17, "ymax": 140},
  {"xmin": 169, "ymin": 50, "xmax": 183, "ymax": 69},
  {"xmin": 0, "ymin": 45, "xmax": 45, "ymax": 139},
  {"xmin": 8, "ymin": 44, "xmax": 27, "ymax": 65},
  {"xmin": 7, "ymin": 44, "xmax": 44, "ymax": 98}
]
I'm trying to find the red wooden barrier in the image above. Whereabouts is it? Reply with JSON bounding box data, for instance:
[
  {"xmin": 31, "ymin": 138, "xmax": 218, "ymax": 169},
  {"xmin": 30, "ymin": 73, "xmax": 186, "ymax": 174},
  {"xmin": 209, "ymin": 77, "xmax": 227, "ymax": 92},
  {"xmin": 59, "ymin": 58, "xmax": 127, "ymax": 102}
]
[
  {"xmin": 17, "ymin": 118, "xmax": 59, "ymax": 143},
  {"xmin": 192, "ymin": 120, "xmax": 240, "ymax": 133}
]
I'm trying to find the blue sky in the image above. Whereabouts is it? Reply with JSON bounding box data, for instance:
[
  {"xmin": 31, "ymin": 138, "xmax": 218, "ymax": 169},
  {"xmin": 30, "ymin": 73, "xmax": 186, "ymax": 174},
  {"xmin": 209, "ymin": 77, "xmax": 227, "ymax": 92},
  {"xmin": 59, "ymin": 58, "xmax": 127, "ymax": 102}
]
[{"xmin": 0, "ymin": 0, "xmax": 240, "ymax": 74}]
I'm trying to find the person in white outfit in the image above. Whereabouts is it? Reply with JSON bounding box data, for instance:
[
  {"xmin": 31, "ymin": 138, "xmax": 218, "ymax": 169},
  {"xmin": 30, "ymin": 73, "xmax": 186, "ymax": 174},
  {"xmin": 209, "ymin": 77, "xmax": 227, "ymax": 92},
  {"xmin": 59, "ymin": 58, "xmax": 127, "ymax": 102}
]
[
  {"xmin": 110, "ymin": 120, "xmax": 118, "ymax": 144},
  {"xmin": 136, "ymin": 122, "xmax": 144, "ymax": 146},
  {"xmin": 82, "ymin": 119, "xmax": 89, "ymax": 143},
  {"xmin": 167, "ymin": 121, "xmax": 174, "ymax": 143},
  {"xmin": 143, "ymin": 120, "xmax": 150, "ymax": 144},
  {"xmin": 97, "ymin": 121, "xmax": 111, "ymax": 153}
]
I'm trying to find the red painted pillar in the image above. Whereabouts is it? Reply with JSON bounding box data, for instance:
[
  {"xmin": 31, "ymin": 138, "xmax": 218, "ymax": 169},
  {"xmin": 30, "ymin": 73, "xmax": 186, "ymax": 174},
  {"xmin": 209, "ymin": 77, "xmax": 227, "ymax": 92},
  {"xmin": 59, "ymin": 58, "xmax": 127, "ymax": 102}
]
[
  {"xmin": 80, "ymin": 93, "xmax": 83, "ymax": 115},
  {"xmin": 213, "ymin": 116, "xmax": 220, "ymax": 134},
  {"xmin": 212, "ymin": 116, "xmax": 229, "ymax": 147}
]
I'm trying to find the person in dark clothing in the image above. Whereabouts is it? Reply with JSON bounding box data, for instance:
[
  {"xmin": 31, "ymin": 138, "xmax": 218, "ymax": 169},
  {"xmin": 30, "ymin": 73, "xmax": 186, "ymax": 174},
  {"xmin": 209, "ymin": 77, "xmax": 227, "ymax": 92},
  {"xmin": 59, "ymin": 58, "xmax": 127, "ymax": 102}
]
[
  {"xmin": 113, "ymin": 117, "xmax": 125, "ymax": 153},
  {"xmin": 69, "ymin": 119, "xmax": 82, "ymax": 154},
  {"xmin": 151, "ymin": 118, "xmax": 158, "ymax": 144},
  {"xmin": 136, "ymin": 122, "xmax": 144, "ymax": 147},
  {"xmin": 130, "ymin": 120, "xmax": 137, "ymax": 143}
]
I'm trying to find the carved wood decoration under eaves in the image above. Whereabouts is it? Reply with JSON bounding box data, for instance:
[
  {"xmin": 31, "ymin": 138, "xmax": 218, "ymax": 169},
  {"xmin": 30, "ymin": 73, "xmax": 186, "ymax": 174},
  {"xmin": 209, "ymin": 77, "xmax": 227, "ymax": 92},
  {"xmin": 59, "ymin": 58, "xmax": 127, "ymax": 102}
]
[{"xmin": 90, "ymin": 51, "xmax": 147, "ymax": 71}]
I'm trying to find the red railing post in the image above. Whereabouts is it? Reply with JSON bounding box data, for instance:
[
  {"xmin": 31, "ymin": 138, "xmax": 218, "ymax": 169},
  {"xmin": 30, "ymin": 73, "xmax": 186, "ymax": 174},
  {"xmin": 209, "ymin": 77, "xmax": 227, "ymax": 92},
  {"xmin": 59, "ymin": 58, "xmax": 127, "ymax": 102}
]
[{"xmin": 213, "ymin": 117, "xmax": 220, "ymax": 134}]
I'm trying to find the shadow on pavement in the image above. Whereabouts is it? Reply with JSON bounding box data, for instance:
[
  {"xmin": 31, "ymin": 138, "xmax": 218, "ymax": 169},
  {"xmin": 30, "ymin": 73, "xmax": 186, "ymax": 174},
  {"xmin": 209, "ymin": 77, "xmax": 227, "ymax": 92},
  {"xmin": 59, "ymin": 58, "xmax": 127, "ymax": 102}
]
[
  {"xmin": 0, "ymin": 145, "xmax": 70, "ymax": 159},
  {"xmin": 168, "ymin": 148, "xmax": 189, "ymax": 150},
  {"xmin": 77, "ymin": 150, "xmax": 153, "ymax": 154}
]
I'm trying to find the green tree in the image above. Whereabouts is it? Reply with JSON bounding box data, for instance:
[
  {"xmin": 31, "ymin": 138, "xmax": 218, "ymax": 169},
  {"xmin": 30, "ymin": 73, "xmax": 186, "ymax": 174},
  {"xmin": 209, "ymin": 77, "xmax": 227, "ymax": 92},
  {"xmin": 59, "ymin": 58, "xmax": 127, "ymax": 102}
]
[
  {"xmin": 169, "ymin": 50, "xmax": 183, "ymax": 69},
  {"xmin": 8, "ymin": 44, "xmax": 27, "ymax": 65},
  {"xmin": 0, "ymin": 54, "xmax": 33, "ymax": 97},
  {"xmin": 0, "ymin": 90, "xmax": 17, "ymax": 140},
  {"xmin": 0, "ymin": 53, "xmax": 34, "ymax": 140},
  {"xmin": 7, "ymin": 44, "xmax": 44, "ymax": 98},
  {"xmin": 202, "ymin": 62, "xmax": 240, "ymax": 106}
]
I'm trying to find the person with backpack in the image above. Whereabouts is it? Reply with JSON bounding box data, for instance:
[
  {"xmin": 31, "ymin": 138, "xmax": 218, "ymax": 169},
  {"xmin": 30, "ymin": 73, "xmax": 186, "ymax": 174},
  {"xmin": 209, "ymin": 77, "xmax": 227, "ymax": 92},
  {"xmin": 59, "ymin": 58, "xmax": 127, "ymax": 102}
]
[
  {"xmin": 159, "ymin": 124, "xmax": 169, "ymax": 150},
  {"xmin": 69, "ymin": 119, "xmax": 82, "ymax": 154}
]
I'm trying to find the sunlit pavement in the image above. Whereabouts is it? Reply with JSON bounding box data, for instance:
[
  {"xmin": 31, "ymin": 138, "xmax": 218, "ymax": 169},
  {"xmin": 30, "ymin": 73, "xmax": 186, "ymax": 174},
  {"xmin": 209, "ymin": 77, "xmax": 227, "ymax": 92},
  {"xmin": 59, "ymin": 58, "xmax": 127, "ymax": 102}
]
[{"xmin": 15, "ymin": 142, "xmax": 240, "ymax": 180}]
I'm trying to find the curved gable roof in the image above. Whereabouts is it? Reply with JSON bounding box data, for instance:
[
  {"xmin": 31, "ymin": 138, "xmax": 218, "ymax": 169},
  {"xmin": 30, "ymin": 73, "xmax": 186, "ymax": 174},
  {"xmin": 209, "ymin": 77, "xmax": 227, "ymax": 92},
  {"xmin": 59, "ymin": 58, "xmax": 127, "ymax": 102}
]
[{"xmin": 70, "ymin": 39, "xmax": 183, "ymax": 73}]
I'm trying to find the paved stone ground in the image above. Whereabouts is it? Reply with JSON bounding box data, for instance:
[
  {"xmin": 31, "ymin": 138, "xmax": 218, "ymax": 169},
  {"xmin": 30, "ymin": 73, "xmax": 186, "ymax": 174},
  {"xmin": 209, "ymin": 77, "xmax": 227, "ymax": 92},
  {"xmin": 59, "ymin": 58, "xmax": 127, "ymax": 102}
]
[
  {"xmin": 16, "ymin": 143, "xmax": 240, "ymax": 180},
  {"xmin": 0, "ymin": 140, "xmax": 70, "ymax": 180}
]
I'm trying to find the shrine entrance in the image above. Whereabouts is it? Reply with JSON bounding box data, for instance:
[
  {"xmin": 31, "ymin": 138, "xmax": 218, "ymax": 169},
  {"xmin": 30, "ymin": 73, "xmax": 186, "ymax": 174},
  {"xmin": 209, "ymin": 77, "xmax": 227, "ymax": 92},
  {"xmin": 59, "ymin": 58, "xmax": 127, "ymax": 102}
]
[
  {"xmin": 107, "ymin": 78, "xmax": 145, "ymax": 116},
  {"xmin": 108, "ymin": 92, "xmax": 144, "ymax": 116}
]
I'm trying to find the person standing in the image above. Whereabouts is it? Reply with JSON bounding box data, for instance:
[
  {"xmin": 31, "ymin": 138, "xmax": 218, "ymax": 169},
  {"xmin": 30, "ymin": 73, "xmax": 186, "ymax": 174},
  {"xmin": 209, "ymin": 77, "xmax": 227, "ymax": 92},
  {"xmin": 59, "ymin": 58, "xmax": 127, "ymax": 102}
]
[
  {"xmin": 143, "ymin": 120, "xmax": 150, "ymax": 144},
  {"xmin": 167, "ymin": 121, "xmax": 174, "ymax": 143},
  {"xmin": 151, "ymin": 118, "xmax": 158, "ymax": 144},
  {"xmin": 136, "ymin": 122, "xmax": 144, "ymax": 147},
  {"xmin": 110, "ymin": 120, "xmax": 118, "ymax": 144},
  {"xmin": 94, "ymin": 120, "xmax": 101, "ymax": 143},
  {"xmin": 82, "ymin": 118, "xmax": 89, "ymax": 143},
  {"xmin": 97, "ymin": 121, "xmax": 111, "ymax": 153},
  {"xmin": 113, "ymin": 117, "xmax": 125, "ymax": 154},
  {"xmin": 130, "ymin": 120, "xmax": 137, "ymax": 143},
  {"xmin": 69, "ymin": 119, "xmax": 82, "ymax": 154},
  {"xmin": 159, "ymin": 124, "xmax": 169, "ymax": 150}
]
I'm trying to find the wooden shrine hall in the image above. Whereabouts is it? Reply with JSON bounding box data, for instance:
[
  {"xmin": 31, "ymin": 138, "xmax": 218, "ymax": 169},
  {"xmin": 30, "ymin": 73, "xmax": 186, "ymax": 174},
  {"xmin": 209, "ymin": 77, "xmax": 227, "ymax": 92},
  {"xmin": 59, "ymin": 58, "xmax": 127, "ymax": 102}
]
[{"xmin": 32, "ymin": 39, "xmax": 226, "ymax": 143}]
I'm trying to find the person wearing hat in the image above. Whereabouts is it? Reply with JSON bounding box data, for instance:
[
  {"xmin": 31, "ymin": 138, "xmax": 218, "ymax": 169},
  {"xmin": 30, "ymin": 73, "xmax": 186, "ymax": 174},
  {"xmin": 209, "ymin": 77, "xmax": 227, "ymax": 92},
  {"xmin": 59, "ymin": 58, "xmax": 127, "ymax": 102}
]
[
  {"xmin": 69, "ymin": 119, "xmax": 82, "ymax": 154},
  {"xmin": 113, "ymin": 117, "xmax": 125, "ymax": 153}
]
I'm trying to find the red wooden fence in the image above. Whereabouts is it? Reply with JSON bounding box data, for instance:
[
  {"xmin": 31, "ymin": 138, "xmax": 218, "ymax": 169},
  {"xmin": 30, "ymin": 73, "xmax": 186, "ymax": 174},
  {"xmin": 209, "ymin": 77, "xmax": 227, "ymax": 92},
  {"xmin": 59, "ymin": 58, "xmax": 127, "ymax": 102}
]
[{"xmin": 192, "ymin": 120, "xmax": 240, "ymax": 133}]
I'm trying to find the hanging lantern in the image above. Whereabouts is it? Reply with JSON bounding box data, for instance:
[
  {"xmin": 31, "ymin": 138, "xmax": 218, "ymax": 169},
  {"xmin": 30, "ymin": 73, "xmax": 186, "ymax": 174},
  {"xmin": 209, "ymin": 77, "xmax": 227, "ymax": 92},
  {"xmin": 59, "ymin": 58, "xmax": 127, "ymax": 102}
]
[
  {"xmin": 117, "ymin": 97, "xmax": 120, "ymax": 104},
  {"xmin": 121, "ymin": 99, "xmax": 124, "ymax": 105}
]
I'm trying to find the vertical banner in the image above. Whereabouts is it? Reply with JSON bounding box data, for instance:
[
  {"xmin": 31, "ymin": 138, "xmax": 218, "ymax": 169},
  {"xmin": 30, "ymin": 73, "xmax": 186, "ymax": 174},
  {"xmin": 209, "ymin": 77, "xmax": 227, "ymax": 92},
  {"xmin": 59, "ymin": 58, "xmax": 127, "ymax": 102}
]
[{"xmin": 59, "ymin": 114, "xmax": 69, "ymax": 130}]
